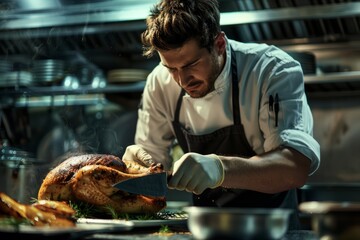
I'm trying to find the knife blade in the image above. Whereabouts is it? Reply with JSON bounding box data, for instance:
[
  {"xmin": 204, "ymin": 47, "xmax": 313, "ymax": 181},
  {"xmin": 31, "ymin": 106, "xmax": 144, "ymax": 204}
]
[{"xmin": 112, "ymin": 172, "xmax": 167, "ymax": 197}]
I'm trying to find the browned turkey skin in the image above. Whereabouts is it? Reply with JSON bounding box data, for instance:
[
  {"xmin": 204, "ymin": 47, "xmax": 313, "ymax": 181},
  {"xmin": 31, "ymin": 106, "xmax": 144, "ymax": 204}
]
[
  {"xmin": 38, "ymin": 154, "xmax": 167, "ymax": 214},
  {"xmin": 0, "ymin": 192, "xmax": 76, "ymax": 227}
]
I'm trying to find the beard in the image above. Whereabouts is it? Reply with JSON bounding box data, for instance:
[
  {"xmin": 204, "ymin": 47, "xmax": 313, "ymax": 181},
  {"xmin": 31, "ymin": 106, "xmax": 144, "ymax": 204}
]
[{"xmin": 187, "ymin": 50, "xmax": 223, "ymax": 98}]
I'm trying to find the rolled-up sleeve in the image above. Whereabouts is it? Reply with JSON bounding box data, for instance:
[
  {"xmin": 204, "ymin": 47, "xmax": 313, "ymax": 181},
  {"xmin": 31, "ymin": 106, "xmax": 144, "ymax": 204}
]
[
  {"xmin": 256, "ymin": 50, "xmax": 320, "ymax": 175},
  {"xmin": 262, "ymin": 96, "xmax": 321, "ymax": 175}
]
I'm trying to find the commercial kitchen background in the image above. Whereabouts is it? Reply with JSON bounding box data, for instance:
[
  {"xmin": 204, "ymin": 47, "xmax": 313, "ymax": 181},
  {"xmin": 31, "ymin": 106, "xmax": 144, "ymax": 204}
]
[{"xmin": 0, "ymin": 0, "xmax": 359, "ymax": 205}]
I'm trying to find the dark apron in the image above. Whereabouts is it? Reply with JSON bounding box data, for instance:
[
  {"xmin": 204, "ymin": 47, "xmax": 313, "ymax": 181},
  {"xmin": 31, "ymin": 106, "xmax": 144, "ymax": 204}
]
[{"xmin": 171, "ymin": 47, "xmax": 300, "ymax": 230}]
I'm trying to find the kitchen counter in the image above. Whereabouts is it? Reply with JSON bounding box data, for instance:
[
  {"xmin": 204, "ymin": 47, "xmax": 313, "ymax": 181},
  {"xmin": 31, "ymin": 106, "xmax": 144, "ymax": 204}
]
[
  {"xmin": 83, "ymin": 228, "xmax": 319, "ymax": 240},
  {"xmin": 0, "ymin": 223, "xmax": 319, "ymax": 240},
  {"xmin": 0, "ymin": 214, "xmax": 320, "ymax": 240}
]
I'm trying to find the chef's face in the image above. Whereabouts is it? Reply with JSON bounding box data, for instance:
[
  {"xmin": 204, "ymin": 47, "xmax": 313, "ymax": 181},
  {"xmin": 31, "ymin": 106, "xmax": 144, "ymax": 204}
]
[{"xmin": 158, "ymin": 32, "xmax": 226, "ymax": 98}]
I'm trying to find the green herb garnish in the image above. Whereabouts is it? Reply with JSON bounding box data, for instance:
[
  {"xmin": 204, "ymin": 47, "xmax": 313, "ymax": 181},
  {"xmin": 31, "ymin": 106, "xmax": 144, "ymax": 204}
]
[
  {"xmin": 69, "ymin": 200, "xmax": 99, "ymax": 219},
  {"xmin": 0, "ymin": 217, "xmax": 30, "ymax": 227},
  {"xmin": 159, "ymin": 225, "xmax": 172, "ymax": 233},
  {"xmin": 69, "ymin": 201, "xmax": 187, "ymax": 221}
]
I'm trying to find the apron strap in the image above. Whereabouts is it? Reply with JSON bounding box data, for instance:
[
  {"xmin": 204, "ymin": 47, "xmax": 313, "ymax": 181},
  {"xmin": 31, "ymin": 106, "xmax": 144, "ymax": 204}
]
[
  {"xmin": 174, "ymin": 89, "xmax": 185, "ymax": 122},
  {"xmin": 230, "ymin": 46, "xmax": 241, "ymax": 126},
  {"xmin": 173, "ymin": 89, "xmax": 188, "ymax": 152}
]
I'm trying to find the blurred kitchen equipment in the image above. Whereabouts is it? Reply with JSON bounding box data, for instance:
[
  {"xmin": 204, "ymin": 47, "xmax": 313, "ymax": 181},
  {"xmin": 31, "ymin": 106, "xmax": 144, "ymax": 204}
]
[
  {"xmin": 299, "ymin": 201, "xmax": 360, "ymax": 240},
  {"xmin": 0, "ymin": 108, "xmax": 31, "ymax": 147},
  {"xmin": 184, "ymin": 207, "xmax": 292, "ymax": 240},
  {"xmin": 165, "ymin": 201, "xmax": 190, "ymax": 212},
  {"xmin": 0, "ymin": 71, "xmax": 33, "ymax": 87},
  {"xmin": 105, "ymin": 91, "xmax": 142, "ymax": 110},
  {"xmin": 105, "ymin": 68, "xmax": 148, "ymax": 109},
  {"xmin": 90, "ymin": 71, "xmax": 107, "ymax": 89},
  {"xmin": 72, "ymin": 63, "xmax": 94, "ymax": 85},
  {"xmin": 99, "ymin": 110, "xmax": 138, "ymax": 156},
  {"xmin": 36, "ymin": 110, "xmax": 80, "ymax": 163},
  {"xmin": 62, "ymin": 74, "xmax": 80, "ymax": 89},
  {"xmin": 0, "ymin": 57, "xmax": 34, "ymax": 88},
  {"xmin": 67, "ymin": 61, "xmax": 106, "ymax": 88},
  {"xmin": 37, "ymin": 124, "xmax": 79, "ymax": 162},
  {"xmin": 32, "ymin": 59, "xmax": 65, "ymax": 85},
  {"xmin": 0, "ymin": 59, "xmax": 13, "ymax": 73},
  {"xmin": 286, "ymin": 51, "xmax": 316, "ymax": 75},
  {"xmin": 0, "ymin": 144, "xmax": 49, "ymax": 204},
  {"xmin": 107, "ymin": 68, "xmax": 149, "ymax": 84},
  {"xmin": 300, "ymin": 183, "xmax": 360, "ymax": 202}
]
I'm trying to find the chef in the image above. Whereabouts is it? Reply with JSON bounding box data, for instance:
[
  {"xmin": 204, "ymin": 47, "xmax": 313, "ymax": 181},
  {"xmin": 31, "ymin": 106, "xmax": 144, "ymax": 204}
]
[{"xmin": 123, "ymin": 0, "xmax": 320, "ymax": 229}]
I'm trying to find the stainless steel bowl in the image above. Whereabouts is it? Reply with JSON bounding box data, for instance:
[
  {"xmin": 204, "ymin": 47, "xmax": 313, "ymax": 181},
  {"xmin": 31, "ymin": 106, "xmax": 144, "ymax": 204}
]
[{"xmin": 184, "ymin": 207, "xmax": 292, "ymax": 240}]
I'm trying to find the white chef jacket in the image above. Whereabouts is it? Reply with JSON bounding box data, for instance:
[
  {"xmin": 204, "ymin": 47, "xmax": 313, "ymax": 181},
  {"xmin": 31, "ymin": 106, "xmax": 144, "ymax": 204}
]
[{"xmin": 135, "ymin": 37, "xmax": 320, "ymax": 175}]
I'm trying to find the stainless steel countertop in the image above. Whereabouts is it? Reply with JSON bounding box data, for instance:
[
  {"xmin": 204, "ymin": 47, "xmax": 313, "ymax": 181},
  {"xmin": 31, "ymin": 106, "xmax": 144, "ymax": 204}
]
[{"xmin": 83, "ymin": 230, "xmax": 319, "ymax": 240}]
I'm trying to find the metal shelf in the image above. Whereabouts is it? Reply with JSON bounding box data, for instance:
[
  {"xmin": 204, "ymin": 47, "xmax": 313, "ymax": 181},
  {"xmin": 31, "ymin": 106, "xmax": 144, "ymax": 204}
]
[
  {"xmin": 1, "ymin": 2, "xmax": 359, "ymax": 31},
  {"xmin": 304, "ymin": 71, "xmax": 360, "ymax": 98},
  {"xmin": 0, "ymin": 81, "xmax": 145, "ymax": 97},
  {"xmin": 0, "ymin": 0, "xmax": 156, "ymax": 31},
  {"xmin": 2, "ymin": 71, "xmax": 360, "ymax": 106},
  {"xmin": 221, "ymin": 2, "xmax": 360, "ymax": 26},
  {"xmin": 304, "ymin": 71, "xmax": 360, "ymax": 84},
  {"xmin": 0, "ymin": 81, "xmax": 145, "ymax": 108},
  {"xmin": 9, "ymin": 94, "xmax": 108, "ymax": 108}
]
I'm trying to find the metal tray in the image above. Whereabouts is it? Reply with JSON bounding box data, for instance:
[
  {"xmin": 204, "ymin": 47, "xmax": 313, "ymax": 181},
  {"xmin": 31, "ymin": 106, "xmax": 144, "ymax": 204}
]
[
  {"xmin": 0, "ymin": 221, "xmax": 134, "ymax": 240},
  {"xmin": 77, "ymin": 217, "xmax": 187, "ymax": 228}
]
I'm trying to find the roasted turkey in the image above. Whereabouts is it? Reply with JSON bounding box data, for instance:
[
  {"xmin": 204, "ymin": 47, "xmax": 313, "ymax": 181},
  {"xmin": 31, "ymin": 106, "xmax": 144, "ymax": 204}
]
[
  {"xmin": 0, "ymin": 192, "xmax": 76, "ymax": 227},
  {"xmin": 38, "ymin": 154, "xmax": 167, "ymax": 214}
]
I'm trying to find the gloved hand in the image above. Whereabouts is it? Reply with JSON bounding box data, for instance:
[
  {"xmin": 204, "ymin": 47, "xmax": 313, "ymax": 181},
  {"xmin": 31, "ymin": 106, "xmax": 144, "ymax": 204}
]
[
  {"xmin": 122, "ymin": 145, "xmax": 154, "ymax": 167},
  {"xmin": 168, "ymin": 152, "xmax": 225, "ymax": 195}
]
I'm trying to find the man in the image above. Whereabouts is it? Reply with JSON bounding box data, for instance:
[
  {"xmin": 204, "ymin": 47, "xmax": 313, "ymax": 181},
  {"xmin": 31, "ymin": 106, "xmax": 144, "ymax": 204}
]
[{"xmin": 123, "ymin": 0, "xmax": 320, "ymax": 229}]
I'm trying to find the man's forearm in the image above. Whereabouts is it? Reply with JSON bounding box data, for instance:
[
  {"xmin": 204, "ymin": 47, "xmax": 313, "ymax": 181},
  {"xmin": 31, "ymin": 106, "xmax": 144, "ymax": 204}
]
[{"xmin": 218, "ymin": 147, "xmax": 311, "ymax": 194}]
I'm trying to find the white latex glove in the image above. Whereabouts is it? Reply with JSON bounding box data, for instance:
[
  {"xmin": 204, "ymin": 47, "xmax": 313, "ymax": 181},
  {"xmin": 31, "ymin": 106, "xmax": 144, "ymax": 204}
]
[
  {"xmin": 122, "ymin": 145, "xmax": 154, "ymax": 167},
  {"xmin": 168, "ymin": 152, "xmax": 225, "ymax": 195}
]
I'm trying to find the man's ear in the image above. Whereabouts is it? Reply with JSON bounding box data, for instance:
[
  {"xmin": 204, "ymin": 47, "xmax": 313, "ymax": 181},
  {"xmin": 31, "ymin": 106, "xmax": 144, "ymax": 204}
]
[{"xmin": 215, "ymin": 32, "xmax": 226, "ymax": 55}]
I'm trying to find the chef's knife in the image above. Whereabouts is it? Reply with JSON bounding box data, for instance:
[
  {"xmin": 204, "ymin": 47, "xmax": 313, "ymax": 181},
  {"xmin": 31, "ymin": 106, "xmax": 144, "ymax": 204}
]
[{"xmin": 113, "ymin": 172, "xmax": 167, "ymax": 197}]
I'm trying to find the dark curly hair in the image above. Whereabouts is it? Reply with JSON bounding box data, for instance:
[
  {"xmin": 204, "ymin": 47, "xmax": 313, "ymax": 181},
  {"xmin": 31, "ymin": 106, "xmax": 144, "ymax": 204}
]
[{"xmin": 141, "ymin": 0, "xmax": 221, "ymax": 58}]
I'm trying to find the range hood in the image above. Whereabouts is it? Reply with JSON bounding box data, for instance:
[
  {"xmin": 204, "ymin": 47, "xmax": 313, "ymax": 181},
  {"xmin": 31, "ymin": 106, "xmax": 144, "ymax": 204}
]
[
  {"xmin": 0, "ymin": 0, "xmax": 360, "ymax": 93},
  {"xmin": 0, "ymin": 0, "xmax": 359, "ymax": 52}
]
